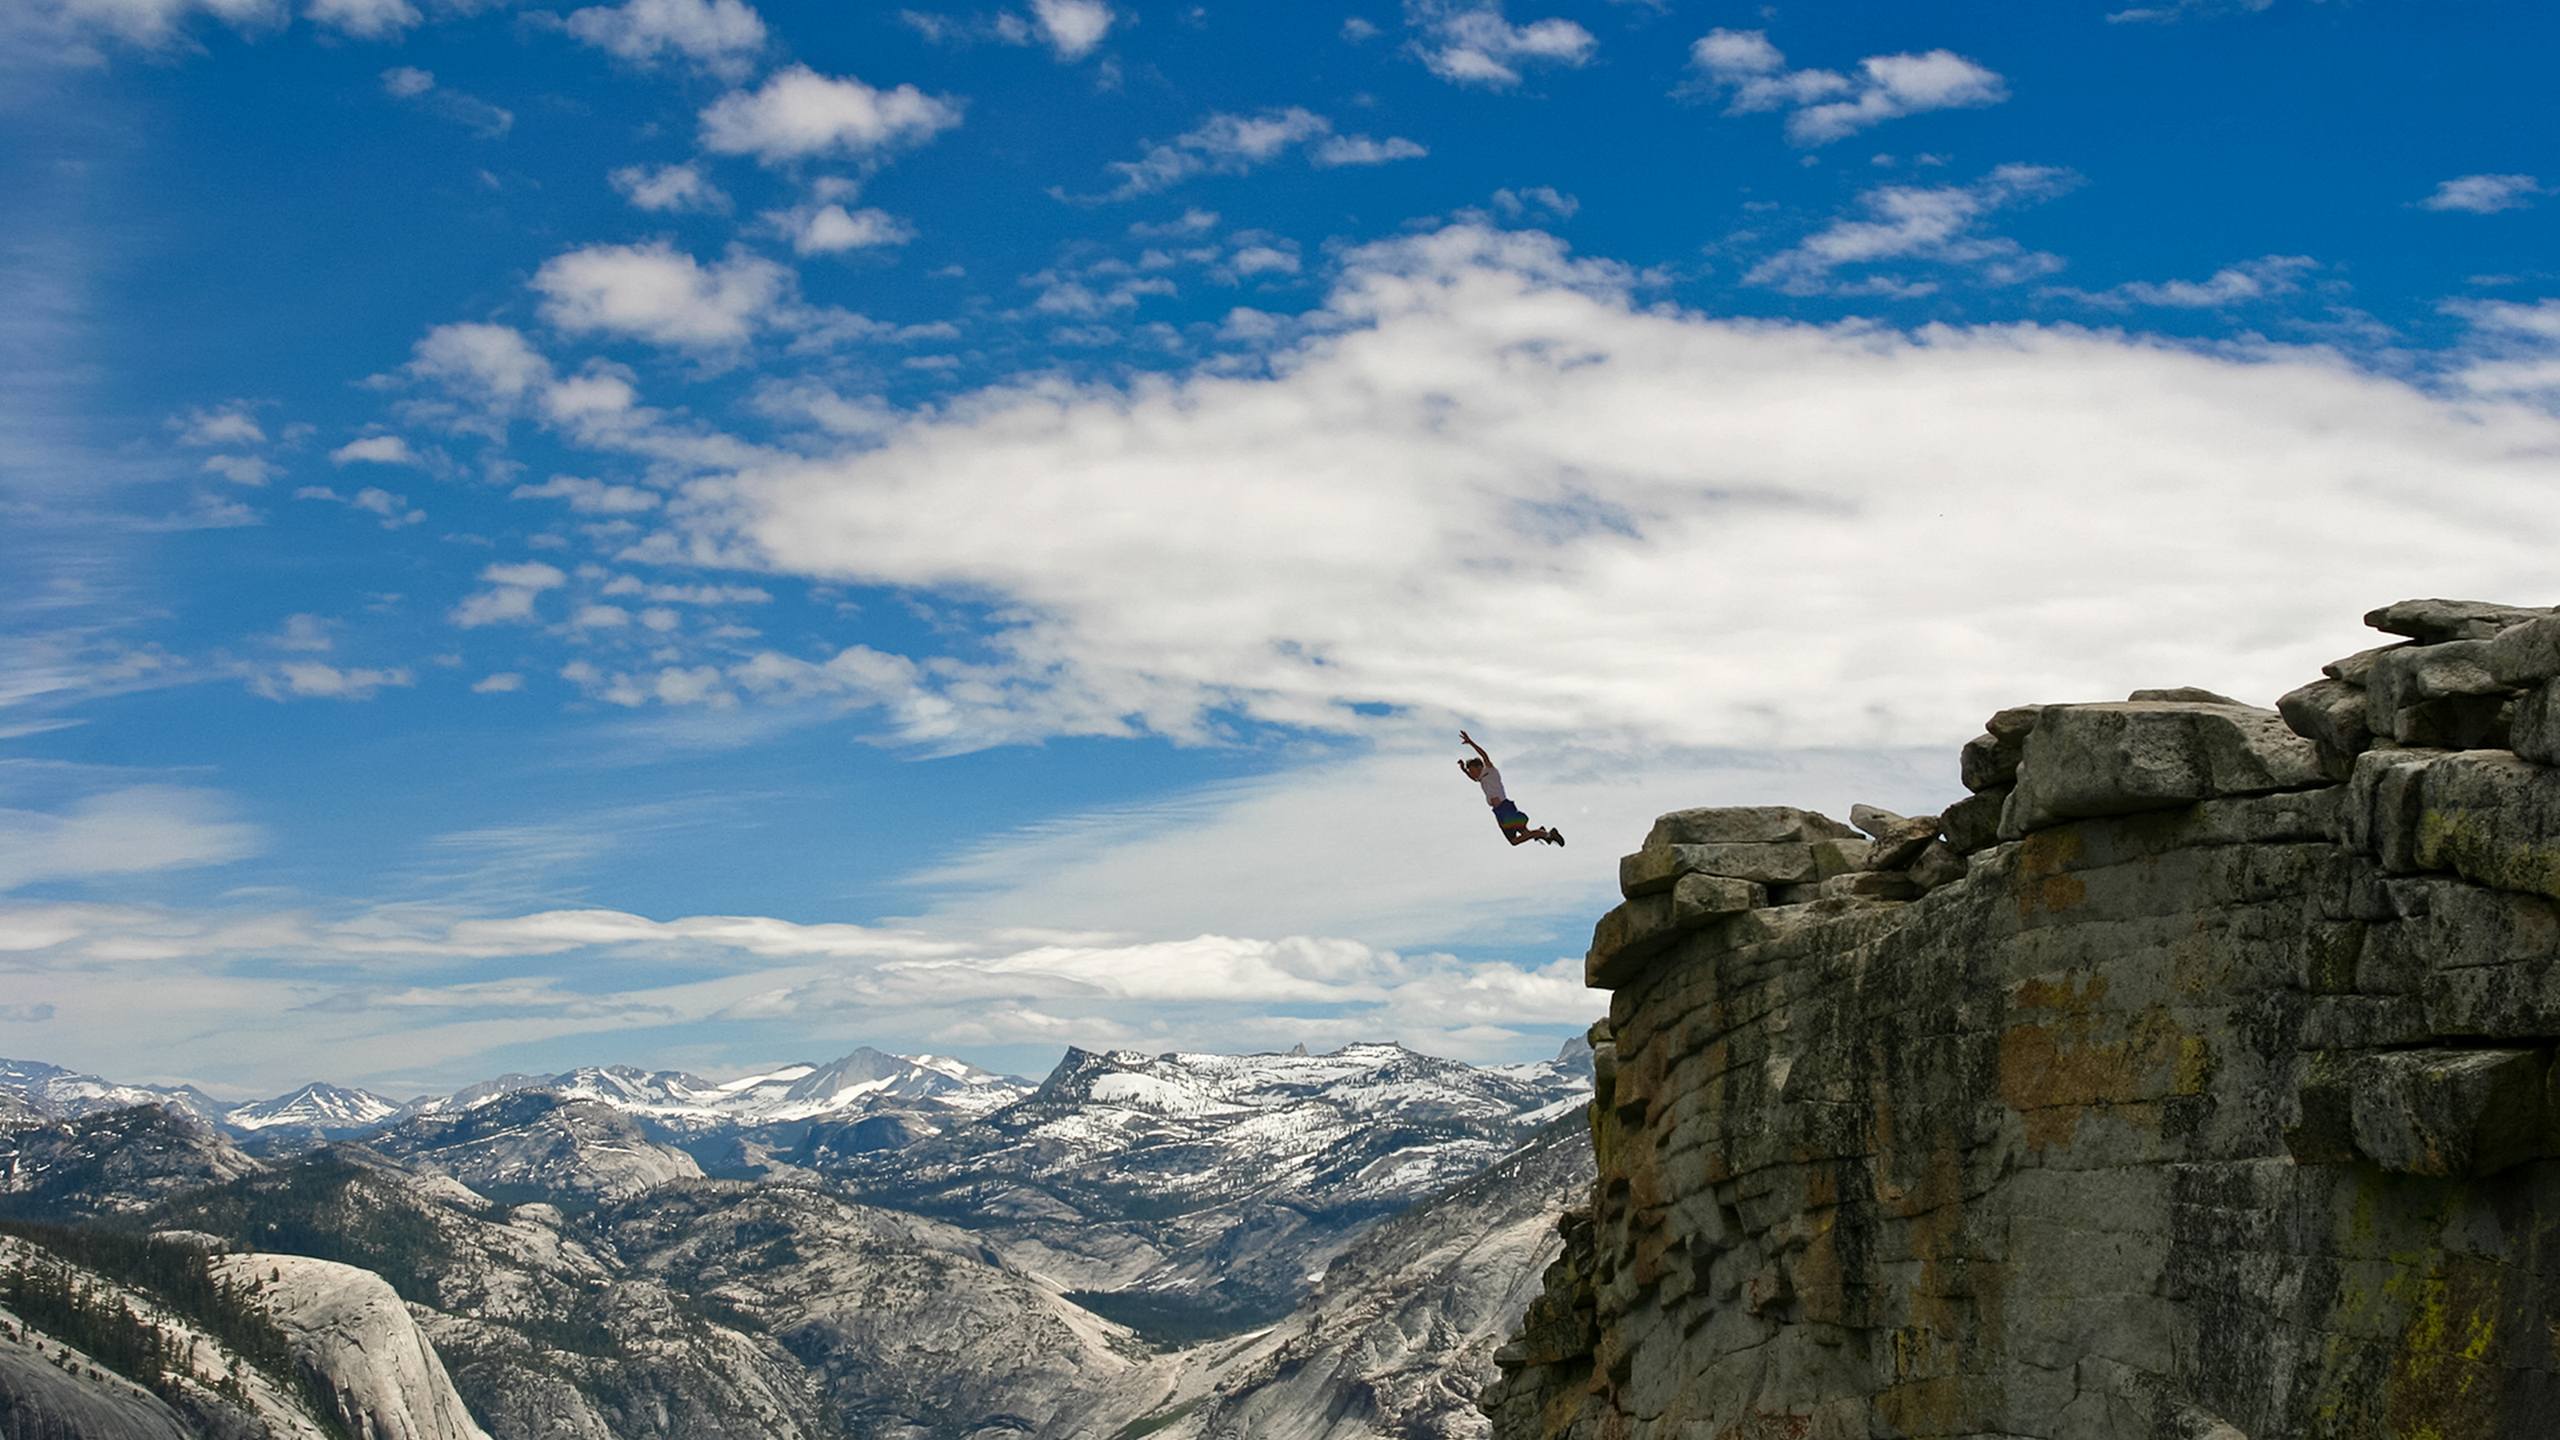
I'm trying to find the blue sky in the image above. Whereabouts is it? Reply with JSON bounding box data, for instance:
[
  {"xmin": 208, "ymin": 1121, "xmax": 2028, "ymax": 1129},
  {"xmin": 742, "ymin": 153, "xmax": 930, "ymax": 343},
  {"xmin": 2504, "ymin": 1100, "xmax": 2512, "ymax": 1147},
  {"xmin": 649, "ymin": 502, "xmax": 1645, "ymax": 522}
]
[{"xmin": 3, "ymin": 0, "xmax": 2556, "ymax": 1097}]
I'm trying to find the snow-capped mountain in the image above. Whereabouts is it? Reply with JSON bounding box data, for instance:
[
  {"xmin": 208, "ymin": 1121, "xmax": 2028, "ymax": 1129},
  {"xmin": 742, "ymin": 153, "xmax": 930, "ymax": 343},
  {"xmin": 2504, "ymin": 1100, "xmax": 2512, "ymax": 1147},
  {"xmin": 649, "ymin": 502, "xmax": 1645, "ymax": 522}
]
[
  {"xmin": 0, "ymin": 1056, "xmax": 228, "ymax": 1126},
  {"xmin": 225, "ymin": 1081, "xmax": 405, "ymax": 1136},
  {"xmin": 420, "ymin": 1047, "xmax": 1029, "ymax": 1136},
  {"xmin": 836, "ymin": 1040, "xmax": 1594, "ymax": 1332}
]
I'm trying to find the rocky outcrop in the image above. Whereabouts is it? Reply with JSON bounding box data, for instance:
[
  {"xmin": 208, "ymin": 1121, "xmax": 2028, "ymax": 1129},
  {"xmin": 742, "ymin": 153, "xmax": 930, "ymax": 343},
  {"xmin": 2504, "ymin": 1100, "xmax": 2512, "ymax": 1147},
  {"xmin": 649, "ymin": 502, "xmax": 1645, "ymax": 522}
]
[
  {"xmin": 211, "ymin": 1256, "xmax": 489, "ymax": 1440},
  {"xmin": 1487, "ymin": 599, "xmax": 2560, "ymax": 1439}
]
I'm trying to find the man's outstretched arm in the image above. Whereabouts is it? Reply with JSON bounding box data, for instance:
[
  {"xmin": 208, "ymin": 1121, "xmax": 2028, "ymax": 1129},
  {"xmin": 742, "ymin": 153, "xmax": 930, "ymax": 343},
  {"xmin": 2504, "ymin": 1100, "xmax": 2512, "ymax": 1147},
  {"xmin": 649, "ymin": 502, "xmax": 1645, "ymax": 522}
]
[{"xmin": 1459, "ymin": 729, "xmax": 1491, "ymax": 763}]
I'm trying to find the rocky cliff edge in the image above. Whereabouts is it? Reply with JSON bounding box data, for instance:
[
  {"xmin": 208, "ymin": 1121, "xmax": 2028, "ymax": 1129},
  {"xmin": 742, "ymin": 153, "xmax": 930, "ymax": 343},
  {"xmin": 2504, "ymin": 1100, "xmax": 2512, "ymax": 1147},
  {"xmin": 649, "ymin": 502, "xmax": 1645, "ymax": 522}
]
[{"xmin": 1484, "ymin": 598, "xmax": 2560, "ymax": 1440}]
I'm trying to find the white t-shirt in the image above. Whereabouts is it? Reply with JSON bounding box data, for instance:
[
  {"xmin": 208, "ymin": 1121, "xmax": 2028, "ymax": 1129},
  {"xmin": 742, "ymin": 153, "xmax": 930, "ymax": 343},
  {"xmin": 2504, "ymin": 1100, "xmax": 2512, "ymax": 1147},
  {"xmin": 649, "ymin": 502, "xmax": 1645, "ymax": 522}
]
[{"xmin": 1476, "ymin": 763, "xmax": 1507, "ymax": 806}]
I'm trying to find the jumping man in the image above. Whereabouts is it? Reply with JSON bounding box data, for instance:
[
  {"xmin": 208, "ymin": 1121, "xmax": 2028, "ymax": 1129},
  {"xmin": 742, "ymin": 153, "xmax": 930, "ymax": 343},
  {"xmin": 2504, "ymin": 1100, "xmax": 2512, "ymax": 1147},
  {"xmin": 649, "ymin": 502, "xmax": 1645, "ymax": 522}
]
[{"xmin": 1458, "ymin": 730, "xmax": 1563, "ymax": 848}]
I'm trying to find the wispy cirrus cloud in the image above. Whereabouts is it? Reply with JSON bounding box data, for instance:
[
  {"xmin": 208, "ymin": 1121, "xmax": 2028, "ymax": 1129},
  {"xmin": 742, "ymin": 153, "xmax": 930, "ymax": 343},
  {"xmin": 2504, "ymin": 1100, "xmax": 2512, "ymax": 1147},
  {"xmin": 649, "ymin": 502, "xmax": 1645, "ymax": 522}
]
[
  {"xmin": 1745, "ymin": 163, "xmax": 2078, "ymax": 294},
  {"xmin": 2044, "ymin": 253, "xmax": 2317, "ymax": 309},
  {"xmin": 380, "ymin": 67, "xmax": 513, "ymax": 139},
  {"xmin": 1073, "ymin": 108, "xmax": 1423, "ymax": 201}
]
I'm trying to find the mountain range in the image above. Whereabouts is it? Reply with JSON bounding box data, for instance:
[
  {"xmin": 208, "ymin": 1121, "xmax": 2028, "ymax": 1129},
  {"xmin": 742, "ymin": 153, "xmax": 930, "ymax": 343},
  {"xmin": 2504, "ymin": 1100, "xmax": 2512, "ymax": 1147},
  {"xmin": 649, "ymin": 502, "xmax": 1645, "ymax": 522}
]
[{"xmin": 0, "ymin": 1039, "xmax": 1594, "ymax": 1439}]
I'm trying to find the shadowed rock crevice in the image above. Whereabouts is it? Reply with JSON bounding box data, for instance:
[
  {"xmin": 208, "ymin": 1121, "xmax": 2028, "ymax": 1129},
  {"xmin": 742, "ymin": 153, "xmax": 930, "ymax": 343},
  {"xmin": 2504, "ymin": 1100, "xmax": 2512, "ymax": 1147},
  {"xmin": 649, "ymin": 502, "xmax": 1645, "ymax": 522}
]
[{"xmin": 1485, "ymin": 598, "xmax": 2560, "ymax": 1440}]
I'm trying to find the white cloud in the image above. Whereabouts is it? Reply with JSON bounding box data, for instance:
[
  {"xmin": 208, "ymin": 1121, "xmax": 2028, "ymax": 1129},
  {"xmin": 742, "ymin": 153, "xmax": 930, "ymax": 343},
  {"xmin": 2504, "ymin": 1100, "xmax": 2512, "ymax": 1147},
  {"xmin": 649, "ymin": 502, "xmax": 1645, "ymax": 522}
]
[
  {"xmin": 1029, "ymin": 0, "xmax": 1110, "ymax": 58},
  {"xmin": 2419, "ymin": 173, "xmax": 2542, "ymax": 215},
  {"xmin": 0, "ymin": 788, "xmax": 262, "ymax": 893},
  {"xmin": 1688, "ymin": 28, "xmax": 2007, "ymax": 145},
  {"xmin": 294, "ymin": 484, "xmax": 423, "ymax": 527},
  {"xmin": 532, "ymin": 241, "xmax": 793, "ymax": 348},
  {"xmin": 1310, "ymin": 133, "xmax": 1428, "ymax": 168},
  {"xmin": 2051, "ymin": 254, "xmax": 2316, "ymax": 309},
  {"xmin": 512, "ymin": 475, "xmax": 662, "ymax": 513},
  {"xmin": 1406, "ymin": 2, "xmax": 1595, "ymax": 88},
  {"xmin": 1492, "ymin": 185, "xmax": 1576, "ymax": 219},
  {"xmin": 2445, "ymin": 298, "xmax": 2560, "ymax": 404},
  {"xmin": 610, "ymin": 162, "xmax": 731, "ymax": 214},
  {"xmin": 598, "ymin": 576, "xmax": 771, "ymax": 604},
  {"xmin": 172, "ymin": 402, "xmax": 264, "ymax": 447},
  {"xmin": 698, "ymin": 64, "xmax": 964, "ymax": 166},
  {"xmin": 472, "ymin": 672, "xmax": 525, "ymax": 693},
  {"xmin": 1746, "ymin": 163, "xmax": 2077, "ymax": 293},
  {"xmin": 1228, "ymin": 244, "xmax": 1299, "ymax": 277},
  {"xmin": 201, "ymin": 455, "xmax": 280, "ymax": 485},
  {"xmin": 779, "ymin": 203, "xmax": 915, "ymax": 255},
  {"xmin": 379, "ymin": 67, "xmax": 513, "ymax": 138},
  {"xmin": 271, "ymin": 613, "xmax": 335, "ymax": 652},
  {"xmin": 307, "ymin": 0, "xmax": 417, "ymax": 39},
  {"xmin": 563, "ymin": 0, "xmax": 766, "ymax": 78},
  {"xmin": 6, "ymin": 0, "xmax": 282, "ymax": 57},
  {"xmin": 254, "ymin": 661, "xmax": 416, "ymax": 700},
  {"xmin": 329, "ymin": 433, "xmax": 420, "ymax": 466},
  {"xmin": 571, "ymin": 603, "xmax": 631, "ymax": 629},
  {"xmin": 407, "ymin": 322, "xmax": 552, "ymax": 405},
  {"xmin": 451, "ymin": 560, "xmax": 567, "ymax": 627},
  {"xmin": 1087, "ymin": 107, "xmax": 1333, "ymax": 200},
  {"xmin": 660, "ymin": 222, "xmax": 2560, "ymax": 760}
]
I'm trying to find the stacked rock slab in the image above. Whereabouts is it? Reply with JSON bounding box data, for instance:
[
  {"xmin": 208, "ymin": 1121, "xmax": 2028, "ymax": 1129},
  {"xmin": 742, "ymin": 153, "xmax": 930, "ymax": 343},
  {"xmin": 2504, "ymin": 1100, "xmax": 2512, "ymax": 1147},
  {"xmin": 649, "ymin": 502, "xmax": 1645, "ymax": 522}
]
[{"xmin": 1484, "ymin": 599, "xmax": 2560, "ymax": 1440}]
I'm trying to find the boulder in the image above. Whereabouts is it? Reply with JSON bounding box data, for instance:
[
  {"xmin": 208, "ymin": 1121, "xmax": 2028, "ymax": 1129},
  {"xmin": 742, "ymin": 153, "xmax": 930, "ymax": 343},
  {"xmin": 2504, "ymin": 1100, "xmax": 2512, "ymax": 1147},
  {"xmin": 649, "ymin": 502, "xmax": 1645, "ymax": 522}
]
[
  {"xmin": 2277, "ymin": 678, "xmax": 2371, "ymax": 780},
  {"xmin": 2345, "ymin": 1049, "xmax": 2554, "ymax": 1178},
  {"xmin": 2000, "ymin": 700, "xmax": 2327, "ymax": 839},
  {"xmin": 2129, "ymin": 686, "xmax": 2246, "ymax": 705},
  {"xmin": 2365, "ymin": 639, "xmax": 2503, "ymax": 718},
  {"xmin": 1958, "ymin": 705, "xmax": 2041, "ymax": 793},
  {"xmin": 2337, "ymin": 748, "xmax": 2448, "ymax": 874},
  {"xmin": 1814, "ymin": 871, "xmax": 1920, "ymax": 902},
  {"xmin": 2411, "ymin": 750, "xmax": 2560, "ymax": 902},
  {"xmin": 2363, "ymin": 598, "xmax": 2554, "ymax": 644},
  {"xmin": 2514, "ymin": 681, "xmax": 2560, "ymax": 767},
  {"xmin": 1942, "ymin": 786, "xmax": 2010, "ymax": 855},
  {"xmin": 1807, "ymin": 837, "xmax": 1871, "ymax": 880},
  {"xmin": 2487, "ymin": 615, "xmax": 2560, "ymax": 686},
  {"xmin": 2322, "ymin": 642, "xmax": 2409, "ymax": 685},
  {"xmin": 1849, "ymin": 804, "xmax": 1940, "ymax": 869},
  {"xmin": 1641, "ymin": 806, "xmax": 1859, "ymax": 849},
  {"xmin": 1906, "ymin": 841, "xmax": 1966, "ymax": 894},
  {"xmin": 1669, "ymin": 873, "xmax": 1765, "ymax": 926},
  {"xmin": 1621, "ymin": 842, "xmax": 1818, "ymax": 896}
]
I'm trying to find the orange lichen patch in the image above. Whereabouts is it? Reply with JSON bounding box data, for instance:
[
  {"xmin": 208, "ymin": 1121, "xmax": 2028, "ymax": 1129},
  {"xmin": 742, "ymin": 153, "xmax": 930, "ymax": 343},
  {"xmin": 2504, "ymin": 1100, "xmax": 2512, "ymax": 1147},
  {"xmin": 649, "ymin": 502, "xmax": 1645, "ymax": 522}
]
[
  {"xmin": 2013, "ymin": 827, "xmax": 2088, "ymax": 919},
  {"xmin": 1996, "ymin": 1003, "xmax": 2189, "ymax": 1152},
  {"xmin": 2013, "ymin": 973, "xmax": 2108, "ymax": 1014}
]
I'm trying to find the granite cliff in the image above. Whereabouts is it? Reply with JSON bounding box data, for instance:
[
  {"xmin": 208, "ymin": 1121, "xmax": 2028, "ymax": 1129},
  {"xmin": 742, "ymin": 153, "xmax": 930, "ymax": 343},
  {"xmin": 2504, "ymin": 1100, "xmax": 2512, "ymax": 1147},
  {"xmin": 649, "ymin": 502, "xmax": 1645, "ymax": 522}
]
[{"xmin": 1486, "ymin": 599, "xmax": 2560, "ymax": 1439}]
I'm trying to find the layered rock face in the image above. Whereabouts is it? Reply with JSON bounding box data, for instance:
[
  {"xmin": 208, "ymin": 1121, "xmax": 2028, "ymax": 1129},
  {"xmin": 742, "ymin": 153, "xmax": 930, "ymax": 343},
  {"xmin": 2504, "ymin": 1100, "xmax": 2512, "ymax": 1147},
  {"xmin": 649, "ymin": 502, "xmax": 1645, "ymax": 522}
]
[{"xmin": 1486, "ymin": 599, "xmax": 2560, "ymax": 1439}]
